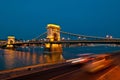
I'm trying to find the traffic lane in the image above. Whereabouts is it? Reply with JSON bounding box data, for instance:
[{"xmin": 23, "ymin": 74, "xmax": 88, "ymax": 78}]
[
  {"xmin": 9, "ymin": 64, "xmax": 84, "ymax": 80},
  {"xmin": 50, "ymin": 63, "xmax": 117, "ymax": 80},
  {"xmin": 49, "ymin": 54, "xmax": 120, "ymax": 80}
]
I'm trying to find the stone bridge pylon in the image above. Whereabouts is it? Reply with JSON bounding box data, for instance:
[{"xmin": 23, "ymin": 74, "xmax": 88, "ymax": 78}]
[
  {"xmin": 45, "ymin": 24, "xmax": 62, "ymax": 52},
  {"xmin": 6, "ymin": 36, "xmax": 15, "ymax": 49}
]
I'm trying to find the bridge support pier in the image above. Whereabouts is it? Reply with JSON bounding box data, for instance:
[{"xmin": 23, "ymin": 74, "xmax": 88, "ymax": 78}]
[{"xmin": 45, "ymin": 24, "xmax": 62, "ymax": 53}]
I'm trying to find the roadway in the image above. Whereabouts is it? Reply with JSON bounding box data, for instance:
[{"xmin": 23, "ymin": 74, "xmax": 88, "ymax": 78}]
[
  {"xmin": 11, "ymin": 40, "xmax": 120, "ymax": 46},
  {"xmin": 9, "ymin": 52, "xmax": 120, "ymax": 80}
]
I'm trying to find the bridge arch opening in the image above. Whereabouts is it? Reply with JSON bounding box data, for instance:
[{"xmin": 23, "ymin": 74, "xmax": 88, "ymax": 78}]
[
  {"xmin": 53, "ymin": 33, "xmax": 58, "ymax": 41},
  {"xmin": 10, "ymin": 40, "xmax": 14, "ymax": 44}
]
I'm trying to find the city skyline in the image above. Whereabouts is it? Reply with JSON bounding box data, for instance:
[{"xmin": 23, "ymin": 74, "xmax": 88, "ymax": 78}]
[{"xmin": 0, "ymin": 0, "xmax": 120, "ymax": 40}]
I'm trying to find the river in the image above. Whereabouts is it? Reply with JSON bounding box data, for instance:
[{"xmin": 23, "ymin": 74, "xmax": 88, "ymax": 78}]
[{"xmin": 0, "ymin": 46, "xmax": 120, "ymax": 70}]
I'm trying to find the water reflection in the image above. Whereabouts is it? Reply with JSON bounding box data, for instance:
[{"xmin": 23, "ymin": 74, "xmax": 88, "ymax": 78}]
[
  {"xmin": 43, "ymin": 45, "xmax": 64, "ymax": 63},
  {"xmin": 43, "ymin": 52, "xmax": 64, "ymax": 63},
  {"xmin": 3, "ymin": 50, "xmax": 15, "ymax": 69},
  {"xmin": 0, "ymin": 48, "xmax": 64, "ymax": 70}
]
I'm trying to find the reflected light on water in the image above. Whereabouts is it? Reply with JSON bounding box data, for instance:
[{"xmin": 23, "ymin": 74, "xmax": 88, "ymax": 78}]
[
  {"xmin": 43, "ymin": 52, "xmax": 64, "ymax": 63},
  {"xmin": 4, "ymin": 50, "xmax": 15, "ymax": 69},
  {"xmin": 0, "ymin": 48, "xmax": 64, "ymax": 70}
]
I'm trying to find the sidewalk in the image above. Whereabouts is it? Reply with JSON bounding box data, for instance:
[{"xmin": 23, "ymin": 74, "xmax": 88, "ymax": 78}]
[{"xmin": 98, "ymin": 65, "xmax": 120, "ymax": 80}]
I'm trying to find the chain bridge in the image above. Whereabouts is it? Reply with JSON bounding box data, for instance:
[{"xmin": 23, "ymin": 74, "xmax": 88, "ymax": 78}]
[{"xmin": 1, "ymin": 24, "xmax": 120, "ymax": 49}]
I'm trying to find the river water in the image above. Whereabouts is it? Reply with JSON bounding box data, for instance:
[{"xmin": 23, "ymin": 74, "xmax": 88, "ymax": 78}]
[{"xmin": 0, "ymin": 46, "xmax": 120, "ymax": 70}]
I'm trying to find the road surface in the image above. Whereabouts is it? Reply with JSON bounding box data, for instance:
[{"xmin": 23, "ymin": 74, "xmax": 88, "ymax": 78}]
[{"xmin": 9, "ymin": 52, "xmax": 120, "ymax": 80}]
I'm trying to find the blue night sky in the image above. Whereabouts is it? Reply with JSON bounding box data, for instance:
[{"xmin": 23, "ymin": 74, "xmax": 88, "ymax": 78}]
[{"xmin": 0, "ymin": 0, "xmax": 120, "ymax": 40}]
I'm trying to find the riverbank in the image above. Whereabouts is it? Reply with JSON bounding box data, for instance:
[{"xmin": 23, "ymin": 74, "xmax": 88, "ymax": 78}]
[{"xmin": 0, "ymin": 61, "xmax": 69, "ymax": 80}]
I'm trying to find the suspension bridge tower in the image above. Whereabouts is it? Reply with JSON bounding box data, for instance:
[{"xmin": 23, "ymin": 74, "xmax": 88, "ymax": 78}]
[
  {"xmin": 45, "ymin": 24, "xmax": 62, "ymax": 52},
  {"xmin": 6, "ymin": 36, "xmax": 15, "ymax": 49}
]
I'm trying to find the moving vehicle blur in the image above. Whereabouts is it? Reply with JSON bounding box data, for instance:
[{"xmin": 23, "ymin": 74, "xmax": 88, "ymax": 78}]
[
  {"xmin": 83, "ymin": 54, "xmax": 113, "ymax": 73},
  {"xmin": 66, "ymin": 53, "xmax": 94, "ymax": 65}
]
